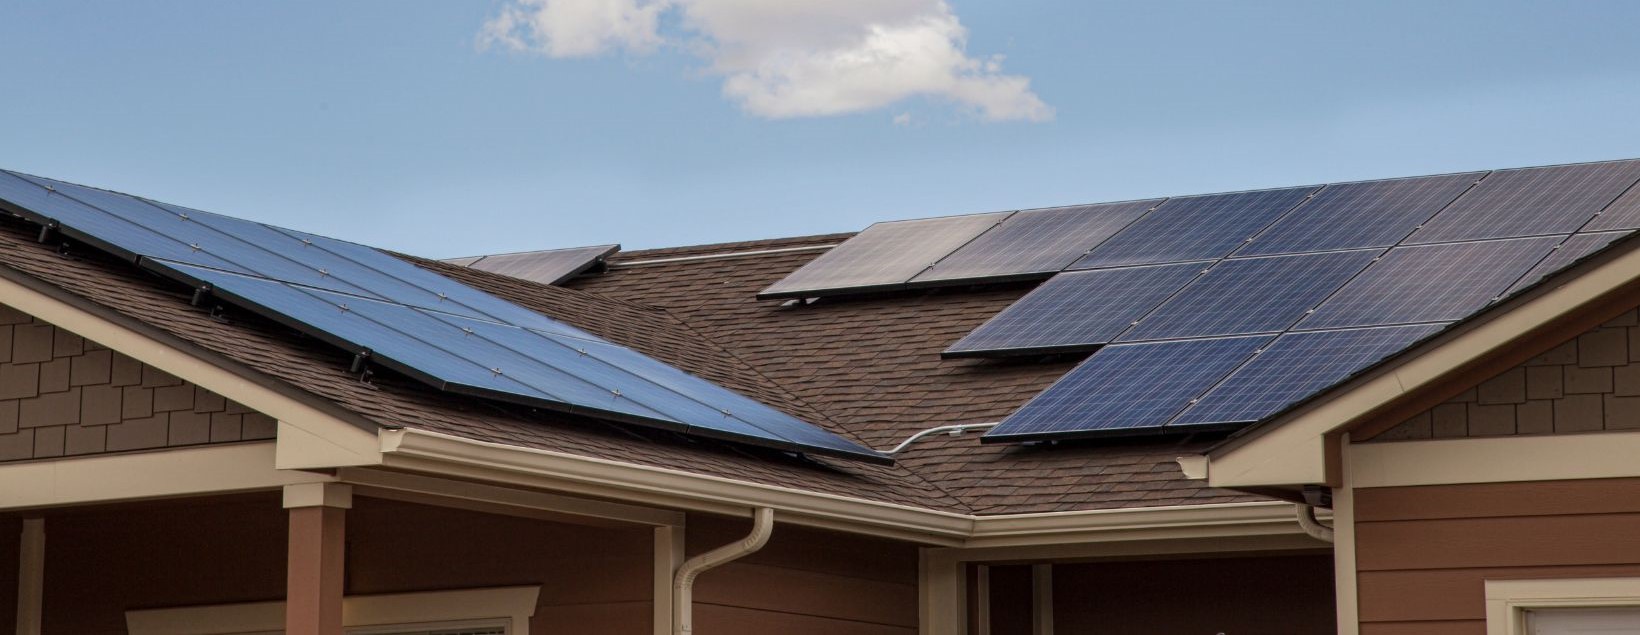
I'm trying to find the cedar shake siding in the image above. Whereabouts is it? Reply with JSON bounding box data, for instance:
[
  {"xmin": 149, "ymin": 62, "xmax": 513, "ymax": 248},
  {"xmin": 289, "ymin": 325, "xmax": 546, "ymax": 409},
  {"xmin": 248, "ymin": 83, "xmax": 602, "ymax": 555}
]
[
  {"xmin": 0, "ymin": 303, "xmax": 274, "ymax": 461},
  {"xmin": 1353, "ymin": 478, "xmax": 1640, "ymax": 634},
  {"xmin": 1365, "ymin": 308, "xmax": 1640, "ymax": 441}
]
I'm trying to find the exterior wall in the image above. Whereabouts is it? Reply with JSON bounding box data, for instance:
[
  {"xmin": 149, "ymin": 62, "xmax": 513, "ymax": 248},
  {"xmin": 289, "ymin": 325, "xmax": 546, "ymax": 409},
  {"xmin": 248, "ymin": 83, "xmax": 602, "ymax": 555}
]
[
  {"xmin": 687, "ymin": 514, "xmax": 919, "ymax": 635},
  {"xmin": 1367, "ymin": 309, "xmax": 1640, "ymax": 441},
  {"xmin": 0, "ymin": 303, "xmax": 274, "ymax": 461},
  {"xmin": 1051, "ymin": 556, "xmax": 1335, "ymax": 635},
  {"xmin": 1353, "ymin": 478, "xmax": 1640, "ymax": 634}
]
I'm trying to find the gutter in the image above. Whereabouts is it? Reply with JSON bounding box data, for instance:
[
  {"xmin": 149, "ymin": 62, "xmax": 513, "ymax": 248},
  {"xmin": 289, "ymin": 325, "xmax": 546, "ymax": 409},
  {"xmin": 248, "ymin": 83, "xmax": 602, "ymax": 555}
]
[{"xmin": 378, "ymin": 429, "xmax": 1319, "ymax": 548}]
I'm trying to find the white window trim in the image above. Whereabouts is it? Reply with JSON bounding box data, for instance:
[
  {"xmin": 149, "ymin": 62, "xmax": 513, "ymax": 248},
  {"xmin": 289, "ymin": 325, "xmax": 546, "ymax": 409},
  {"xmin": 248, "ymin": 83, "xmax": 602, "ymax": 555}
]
[
  {"xmin": 1485, "ymin": 577, "xmax": 1640, "ymax": 635},
  {"xmin": 125, "ymin": 586, "xmax": 540, "ymax": 635}
]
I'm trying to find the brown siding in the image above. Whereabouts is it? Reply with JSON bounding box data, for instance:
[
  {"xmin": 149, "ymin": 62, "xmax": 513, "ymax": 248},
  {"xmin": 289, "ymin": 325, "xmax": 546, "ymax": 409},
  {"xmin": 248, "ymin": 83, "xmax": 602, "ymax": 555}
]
[
  {"xmin": 0, "ymin": 303, "xmax": 274, "ymax": 462},
  {"xmin": 1366, "ymin": 309, "xmax": 1640, "ymax": 441},
  {"xmin": 1050, "ymin": 556, "xmax": 1336, "ymax": 635},
  {"xmin": 1355, "ymin": 478, "xmax": 1640, "ymax": 633},
  {"xmin": 687, "ymin": 514, "xmax": 919, "ymax": 635}
]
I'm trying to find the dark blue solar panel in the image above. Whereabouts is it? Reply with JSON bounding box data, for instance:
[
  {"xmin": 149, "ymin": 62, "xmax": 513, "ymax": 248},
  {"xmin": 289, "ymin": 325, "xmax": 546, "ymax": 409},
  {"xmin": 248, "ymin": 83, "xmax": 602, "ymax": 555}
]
[
  {"xmin": 0, "ymin": 170, "xmax": 589, "ymax": 338},
  {"xmin": 1067, "ymin": 186, "xmax": 1319, "ymax": 270},
  {"xmin": 1171, "ymin": 324, "xmax": 1448, "ymax": 427},
  {"xmin": 1406, "ymin": 160, "xmax": 1640, "ymax": 244},
  {"xmin": 943, "ymin": 262, "xmax": 1206, "ymax": 357},
  {"xmin": 1118, "ymin": 250, "xmax": 1379, "ymax": 342},
  {"xmin": 155, "ymin": 260, "xmax": 880, "ymax": 459},
  {"xmin": 0, "ymin": 169, "xmax": 881, "ymax": 462},
  {"xmin": 1236, "ymin": 172, "xmax": 1481, "ymax": 256},
  {"xmin": 983, "ymin": 335, "xmax": 1271, "ymax": 441},
  {"xmin": 1297, "ymin": 236, "xmax": 1562, "ymax": 331},
  {"xmin": 759, "ymin": 212, "xmax": 1011, "ymax": 298},
  {"xmin": 1580, "ymin": 181, "xmax": 1640, "ymax": 232},
  {"xmin": 911, "ymin": 200, "xmax": 1158, "ymax": 284},
  {"xmin": 1506, "ymin": 231, "xmax": 1635, "ymax": 296}
]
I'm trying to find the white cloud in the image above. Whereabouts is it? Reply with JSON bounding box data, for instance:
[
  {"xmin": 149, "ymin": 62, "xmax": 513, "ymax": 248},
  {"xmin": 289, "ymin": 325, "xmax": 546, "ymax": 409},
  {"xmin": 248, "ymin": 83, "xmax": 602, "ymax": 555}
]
[{"xmin": 480, "ymin": 0, "xmax": 1052, "ymax": 122}]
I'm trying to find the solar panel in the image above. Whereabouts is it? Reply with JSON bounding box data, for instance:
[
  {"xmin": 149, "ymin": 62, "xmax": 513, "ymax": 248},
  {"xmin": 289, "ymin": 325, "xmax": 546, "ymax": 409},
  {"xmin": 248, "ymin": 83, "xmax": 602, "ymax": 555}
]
[
  {"xmin": 0, "ymin": 170, "xmax": 589, "ymax": 338},
  {"xmin": 1506, "ymin": 231, "xmax": 1635, "ymax": 296},
  {"xmin": 910, "ymin": 200, "xmax": 1158, "ymax": 284},
  {"xmin": 758, "ymin": 212, "xmax": 1011, "ymax": 299},
  {"xmin": 1235, "ymin": 172, "xmax": 1482, "ymax": 256},
  {"xmin": 1405, "ymin": 160, "xmax": 1640, "ymax": 244},
  {"xmin": 1297, "ymin": 236, "xmax": 1562, "ymax": 331},
  {"xmin": 982, "ymin": 335, "xmax": 1271, "ymax": 442},
  {"xmin": 460, "ymin": 244, "xmax": 620, "ymax": 285},
  {"xmin": 1117, "ymin": 250, "xmax": 1379, "ymax": 342},
  {"xmin": 442, "ymin": 256, "xmax": 486, "ymax": 267},
  {"xmin": 1068, "ymin": 186, "xmax": 1319, "ymax": 270},
  {"xmin": 1580, "ymin": 180, "xmax": 1640, "ymax": 232},
  {"xmin": 0, "ymin": 169, "xmax": 884, "ymax": 463},
  {"xmin": 942, "ymin": 262, "xmax": 1207, "ymax": 358},
  {"xmin": 1170, "ymin": 324, "xmax": 1448, "ymax": 427}
]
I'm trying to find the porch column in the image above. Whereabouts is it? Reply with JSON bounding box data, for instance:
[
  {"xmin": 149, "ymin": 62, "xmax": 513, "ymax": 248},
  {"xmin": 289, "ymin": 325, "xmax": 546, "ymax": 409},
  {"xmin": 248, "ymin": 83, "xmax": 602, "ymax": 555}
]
[
  {"xmin": 919, "ymin": 548, "xmax": 966, "ymax": 635},
  {"xmin": 16, "ymin": 517, "xmax": 44, "ymax": 635},
  {"xmin": 284, "ymin": 483, "xmax": 352, "ymax": 635}
]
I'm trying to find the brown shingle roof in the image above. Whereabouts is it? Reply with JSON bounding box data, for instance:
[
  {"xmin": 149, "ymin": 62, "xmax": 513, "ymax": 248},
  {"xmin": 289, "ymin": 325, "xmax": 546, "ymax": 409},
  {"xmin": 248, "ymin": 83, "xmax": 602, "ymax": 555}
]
[
  {"xmin": 566, "ymin": 237, "xmax": 1263, "ymax": 514},
  {"xmin": 0, "ymin": 215, "xmax": 965, "ymax": 512}
]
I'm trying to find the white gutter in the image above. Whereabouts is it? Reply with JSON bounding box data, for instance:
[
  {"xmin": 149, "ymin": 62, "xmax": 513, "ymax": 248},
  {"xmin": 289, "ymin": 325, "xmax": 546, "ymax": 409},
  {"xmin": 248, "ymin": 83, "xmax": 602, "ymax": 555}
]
[{"xmin": 673, "ymin": 507, "xmax": 774, "ymax": 635}]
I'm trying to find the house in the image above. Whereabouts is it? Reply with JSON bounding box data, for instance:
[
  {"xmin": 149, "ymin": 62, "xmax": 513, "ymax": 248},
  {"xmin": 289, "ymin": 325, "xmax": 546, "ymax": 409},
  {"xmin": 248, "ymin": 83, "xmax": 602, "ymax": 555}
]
[{"xmin": 0, "ymin": 158, "xmax": 1635, "ymax": 635}]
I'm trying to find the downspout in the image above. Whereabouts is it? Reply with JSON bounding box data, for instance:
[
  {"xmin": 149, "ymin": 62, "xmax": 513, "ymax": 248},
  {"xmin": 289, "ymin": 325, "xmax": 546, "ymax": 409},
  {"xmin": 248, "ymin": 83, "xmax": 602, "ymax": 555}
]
[
  {"xmin": 1295, "ymin": 504, "xmax": 1335, "ymax": 543},
  {"xmin": 673, "ymin": 507, "xmax": 774, "ymax": 635}
]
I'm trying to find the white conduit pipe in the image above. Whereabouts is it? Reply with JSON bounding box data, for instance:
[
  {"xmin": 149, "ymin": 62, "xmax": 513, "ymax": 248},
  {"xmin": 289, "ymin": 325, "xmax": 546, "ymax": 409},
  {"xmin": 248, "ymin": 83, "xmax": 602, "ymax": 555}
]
[
  {"xmin": 1295, "ymin": 504, "xmax": 1335, "ymax": 543},
  {"xmin": 674, "ymin": 507, "xmax": 775, "ymax": 635}
]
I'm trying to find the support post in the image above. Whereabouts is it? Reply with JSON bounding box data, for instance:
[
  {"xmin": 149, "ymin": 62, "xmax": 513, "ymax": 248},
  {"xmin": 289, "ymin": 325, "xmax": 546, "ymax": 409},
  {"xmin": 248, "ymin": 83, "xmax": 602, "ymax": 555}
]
[
  {"xmin": 654, "ymin": 525, "xmax": 685, "ymax": 635},
  {"xmin": 1032, "ymin": 564, "xmax": 1053, "ymax": 635},
  {"xmin": 284, "ymin": 483, "xmax": 351, "ymax": 635},
  {"xmin": 16, "ymin": 518, "xmax": 44, "ymax": 635},
  {"xmin": 919, "ymin": 548, "xmax": 966, "ymax": 635}
]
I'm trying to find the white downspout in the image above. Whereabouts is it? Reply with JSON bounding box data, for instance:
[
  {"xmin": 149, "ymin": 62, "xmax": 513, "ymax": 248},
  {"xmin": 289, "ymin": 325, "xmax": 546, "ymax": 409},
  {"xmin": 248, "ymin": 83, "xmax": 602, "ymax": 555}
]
[
  {"xmin": 673, "ymin": 507, "xmax": 774, "ymax": 635},
  {"xmin": 1296, "ymin": 504, "xmax": 1335, "ymax": 543}
]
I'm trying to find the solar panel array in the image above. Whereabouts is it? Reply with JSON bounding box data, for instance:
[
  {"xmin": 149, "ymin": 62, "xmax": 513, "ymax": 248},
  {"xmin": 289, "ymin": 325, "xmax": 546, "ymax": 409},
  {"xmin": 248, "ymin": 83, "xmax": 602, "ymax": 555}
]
[
  {"xmin": 452, "ymin": 245, "xmax": 620, "ymax": 285},
  {"xmin": 911, "ymin": 200, "xmax": 1157, "ymax": 284},
  {"xmin": 0, "ymin": 169, "xmax": 885, "ymax": 463},
  {"xmin": 964, "ymin": 159, "xmax": 1640, "ymax": 443},
  {"xmin": 758, "ymin": 212, "xmax": 1009, "ymax": 298}
]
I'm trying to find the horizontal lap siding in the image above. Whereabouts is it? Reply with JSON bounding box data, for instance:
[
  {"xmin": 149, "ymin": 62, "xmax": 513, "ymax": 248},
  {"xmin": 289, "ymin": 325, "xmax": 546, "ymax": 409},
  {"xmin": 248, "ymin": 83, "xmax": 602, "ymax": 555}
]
[
  {"xmin": 688, "ymin": 514, "xmax": 919, "ymax": 634},
  {"xmin": 1354, "ymin": 478, "xmax": 1640, "ymax": 633}
]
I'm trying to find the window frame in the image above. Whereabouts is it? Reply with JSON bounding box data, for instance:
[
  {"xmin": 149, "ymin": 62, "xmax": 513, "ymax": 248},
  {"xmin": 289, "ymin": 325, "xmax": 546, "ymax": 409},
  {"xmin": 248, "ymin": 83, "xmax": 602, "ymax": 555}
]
[
  {"xmin": 125, "ymin": 586, "xmax": 540, "ymax": 635},
  {"xmin": 1485, "ymin": 577, "xmax": 1640, "ymax": 635}
]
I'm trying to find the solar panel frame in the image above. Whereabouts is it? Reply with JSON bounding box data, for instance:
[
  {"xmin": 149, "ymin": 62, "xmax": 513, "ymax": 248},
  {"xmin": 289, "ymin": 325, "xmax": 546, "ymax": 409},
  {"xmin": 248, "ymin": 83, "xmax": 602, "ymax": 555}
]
[
  {"xmin": 463, "ymin": 244, "xmax": 621, "ymax": 285},
  {"xmin": 1296, "ymin": 236, "xmax": 1563, "ymax": 331},
  {"xmin": 1579, "ymin": 180, "xmax": 1640, "ymax": 232},
  {"xmin": 942, "ymin": 262, "xmax": 1209, "ymax": 358},
  {"xmin": 1068, "ymin": 186, "xmax": 1321, "ymax": 270},
  {"xmin": 1234, "ymin": 172, "xmax": 1483, "ymax": 256},
  {"xmin": 981, "ymin": 335, "xmax": 1272, "ymax": 442},
  {"xmin": 1405, "ymin": 160, "xmax": 1640, "ymax": 244},
  {"xmin": 1169, "ymin": 323, "xmax": 1449, "ymax": 428},
  {"xmin": 909, "ymin": 199, "xmax": 1159, "ymax": 285},
  {"xmin": 1116, "ymin": 249, "xmax": 1380, "ymax": 343},
  {"xmin": 1505, "ymin": 231, "xmax": 1636, "ymax": 296},
  {"xmin": 758, "ymin": 212, "xmax": 1012, "ymax": 299}
]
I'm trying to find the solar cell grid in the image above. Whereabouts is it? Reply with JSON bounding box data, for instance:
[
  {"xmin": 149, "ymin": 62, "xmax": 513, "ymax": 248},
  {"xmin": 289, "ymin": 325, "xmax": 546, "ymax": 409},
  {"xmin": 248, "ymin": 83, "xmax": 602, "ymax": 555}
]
[
  {"xmin": 1170, "ymin": 324, "xmax": 1448, "ymax": 427},
  {"xmin": 1505, "ymin": 231, "xmax": 1635, "ymax": 296},
  {"xmin": 1580, "ymin": 180, "xmax": 1640, "ymax": 232},
  {"xmin": 1406, "ymin": 160, "xmax": 1640, "ymax": 244},
  {"xmin": 1235, "ymin": 172, "xmax": 1482, "ymax": 256},
  {"xmin": 1297, "ymin": 236, "xmax": 1562, "ymax": 331},
  {"xmin": 983, "ymin": 335, "xmax": 1271, "ymax": 441},
  {"xmin": 1117, "ymin": 250, "xmax": 1379, "ymax": 342},
  {"xmin": 942, "ymin": 262, "xmax": 1207, "ymax": 357},
  {"xmin": 1068, "ymin": 186, "xmax": 1320, "ymax": 270},
  {"xmin": 911, "ymin": 200, "xmax": 1158, "ymax": 284},
  {"xmin": 465, "ymin": 244, "xmax": 620, "ymax": 285},
  {"xmin": 758, "ymin": 212, "xmax": 1011, "ymax": 298}
]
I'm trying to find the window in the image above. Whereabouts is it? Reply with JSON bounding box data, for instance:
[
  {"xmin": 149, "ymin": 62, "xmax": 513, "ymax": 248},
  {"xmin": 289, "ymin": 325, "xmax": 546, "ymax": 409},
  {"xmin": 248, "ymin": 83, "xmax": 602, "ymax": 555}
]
[
  {"xmin": 126, "ymin": 586, "xmax": 539, "ymax": 635},
  {"xmin": 1486, "ymin": 578, "xmax": 1640, "ymax": 635}
]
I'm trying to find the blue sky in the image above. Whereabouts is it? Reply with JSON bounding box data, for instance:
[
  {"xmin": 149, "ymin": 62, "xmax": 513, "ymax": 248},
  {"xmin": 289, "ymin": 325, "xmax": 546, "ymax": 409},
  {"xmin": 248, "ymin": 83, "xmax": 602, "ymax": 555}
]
[{"xmin": 2, "ymin": 1, "xmax": 1638, "ymax": 257}]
